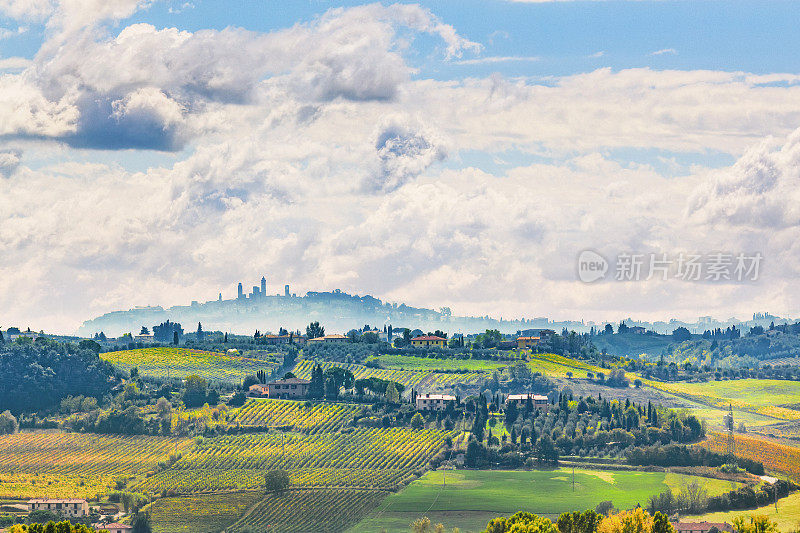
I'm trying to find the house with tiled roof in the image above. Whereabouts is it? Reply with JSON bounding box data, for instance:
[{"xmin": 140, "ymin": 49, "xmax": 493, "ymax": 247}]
[
  {"xmin": 506, "ymin": 393, "xmax": 550, "ymax": 411},
  {"xmin": 671, "ymin": 522, "xmax": 733, "ymax": 533},
  {"xmin": 267, "ymin": 377, "xmax": 311, "ymax": 399},
  {"xmin": 28, "ymin": 498, "xmax": 89, "ymax": 517},
  {"xmin": 410, "ymin": 335, "xmax": 447, "ymax": 348},
  {"xmin": 307, "ymin": 334, "xmax": 348, "ymax": 344},
  {"xmin": 101, "ymin": 523, "xmax": 133, "ymax": 533},
  {"xmin": 415, "ymin": 393, "xmax": 457, "ymax": 411},
  {"xmin": 516, "ymin": 336, "xmax": 540, "ymax": 349}
]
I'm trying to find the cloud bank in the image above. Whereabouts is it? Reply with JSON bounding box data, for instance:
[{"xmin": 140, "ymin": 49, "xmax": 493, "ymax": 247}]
[{"xmin": 1, "ymin": 2, "xmax": 800, "ymax": 332}]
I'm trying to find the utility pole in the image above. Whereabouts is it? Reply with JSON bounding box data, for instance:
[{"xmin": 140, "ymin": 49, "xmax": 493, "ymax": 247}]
[
  {"xmin": 725, "ymin": 404, "xmax": 736, "ymax": 465},
  {"xmin": 774, "ymin": 484, "xmax": 778, "ymax": 512}
]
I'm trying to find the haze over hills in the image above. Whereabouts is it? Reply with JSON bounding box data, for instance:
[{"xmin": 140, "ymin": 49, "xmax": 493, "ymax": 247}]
[
  {"xmin": 78, "ymin": 276, "xmax": 566, "ymax": 337},
  {"xmin": 77, "ymin": 277, "xmax": 792, "ymax": 338}
]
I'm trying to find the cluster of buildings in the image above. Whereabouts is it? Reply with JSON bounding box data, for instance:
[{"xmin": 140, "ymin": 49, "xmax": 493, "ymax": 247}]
[
  {"xmin": 249, "ymin": 377, "xmax": 311, "ymax": 399},
  {"xmin": 27, "ymin": 498, "xmax": 89, "ymax": 518},
  {"xmin": 236, "ymin": 276, "xmax": 293, "ymax": 300},
  {"xmin": 414, "ymin": 393, "xmax": 550, "ymax": 412},
  {"xmin": 247, "ymin": 377, "xmax": 553, "ymax": 414},
  {"xmin": 672, "ymin": 523, "xmax": 734, "ymax": 533},
  {"xmin": 25, "ymin": 499, "xmax": 132, "ymax": 532}
]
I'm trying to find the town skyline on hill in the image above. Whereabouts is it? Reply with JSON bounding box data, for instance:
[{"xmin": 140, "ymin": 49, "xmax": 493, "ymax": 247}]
[{"xmin": 71, "ymin": 276, "xmax": 793, "ymax": 338}]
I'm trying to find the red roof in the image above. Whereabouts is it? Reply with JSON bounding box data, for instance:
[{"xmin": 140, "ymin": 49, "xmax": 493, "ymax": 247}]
[
  {"xmin": 269, "ymin": 377, "xmax": 310, "ymax": 385},
  {"xmin": 412, "ymin": 335, "xmax": 447, "ymax": 341},
  {"xmin": 29, "ymin": 498, "xmax": 87, "ymax": 504},
  {"xmin": 671, "ymin": 522, "xmax": 732, "ymax": 533}
]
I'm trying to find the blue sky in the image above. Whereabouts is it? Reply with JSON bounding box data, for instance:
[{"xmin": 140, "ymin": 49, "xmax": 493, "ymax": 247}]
[
  {"xmin": 5, "ymin": 1, "xmax": 800, "ymax": 78},
  {"xmin": 3, "ymin": 0, "xmax": 800, "ymax": 332}
]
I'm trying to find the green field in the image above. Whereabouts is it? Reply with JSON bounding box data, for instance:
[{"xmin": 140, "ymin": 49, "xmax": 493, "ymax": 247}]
[
  {"xmin": 528, "ymin": 359, "xmax": 591, "ymax": 378},
  {"xmin": 350, "ymin": 469, "xmax": 742, "ymax": 533},
  {"xmin": 681, "ymin": 404, "xmax": 780, "ymax": 431},
  {"xmin": 526, "ymin": 353, "xmax": 605, "ymax": 378},
  {"xmin": 678, "ymin": 379, "xmax": 800, "ymax": 410},
  {"xmin": 101, "ymin": 347, "xmax": 278, "ymax": 385},
  {"xmin": 686, "ymin": 492, "xmax": 800, "ymax": 532},
  {"xmin": 644, "ymin": 378, "xmax": 800, "ymax": 421}
]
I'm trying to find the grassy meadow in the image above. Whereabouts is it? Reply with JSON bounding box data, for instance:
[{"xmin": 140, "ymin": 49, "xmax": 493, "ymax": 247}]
[
  {"xmin": 687, "ymin": 492, "xmax": 800, "ymax": 533},
  {"xmin": 349, "ymin": 468, "xmax": 739, "ymax": 533},
  {"xmin": 642, "ymin": 378, "xmax": 800, "ymax": 421},
  {"xmin": 525, "ymin": 353, "xmax": 606, "ymax": 378}
]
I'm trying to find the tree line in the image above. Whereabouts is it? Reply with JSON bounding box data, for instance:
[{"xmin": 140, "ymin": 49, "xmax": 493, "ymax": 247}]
[{"xmin": 0, "ymin": 337, "xmax": 117, "ymax": 414}]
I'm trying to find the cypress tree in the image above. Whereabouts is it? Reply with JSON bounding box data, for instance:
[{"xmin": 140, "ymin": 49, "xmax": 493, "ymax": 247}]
[{"xmin": 309, "ymin": 364, "xmax": 325, "ymax": 399}]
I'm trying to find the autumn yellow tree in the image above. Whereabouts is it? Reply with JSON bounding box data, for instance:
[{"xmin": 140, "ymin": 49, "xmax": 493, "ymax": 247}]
[
  {"xmin": 732, "ymin": 515, "xmax": 778, "ymax": 533},
  {"xmin": 597, "ymin": 508, "xmax": 653, "ymax": 533},
  {"xmin": 483, "ymin": 511, "xmax": 559, "ymax": 533}
]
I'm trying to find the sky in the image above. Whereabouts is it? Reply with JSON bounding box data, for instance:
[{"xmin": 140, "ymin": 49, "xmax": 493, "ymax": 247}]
[{"xmin": 2, "ymin": 0, "xmax": 800, "ymax": 333}]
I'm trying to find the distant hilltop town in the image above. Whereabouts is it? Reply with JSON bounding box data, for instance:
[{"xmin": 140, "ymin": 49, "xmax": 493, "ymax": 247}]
[
  {"xmin": 79, "ymin": 275, "xmax": 559, "ymax": 337},
  {"xmin": 78, "ymin": 276, "xmax": 791, "ymax": 338}
]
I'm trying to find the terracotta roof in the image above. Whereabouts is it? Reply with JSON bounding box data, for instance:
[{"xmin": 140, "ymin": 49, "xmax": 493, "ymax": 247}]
[
  {"xmin": 269, "ymin": 377, "xmax": 311, "ymax": 385},
  {"xmin": 671, "ymin": 522, "xmax": 732, "ymax": 532},
  {"xmin": 308, "ymin": 334, "xmax": 348, "ymax": 341},
  {"xmin": 417, "ymin": 394, "xmax": 456, "ymax": 400},
  {"xmin": 102, "ymin": 524, "xmax": 133, "ymax": 530},
  {"xmin": 28, "ymin": 498, "xmax": 87, "ymax": 504},
  {"xmin": 412, "ymin": 335, "xmax": 447, "ymax": 341},
  {"xmin": 516, "ymin": 336, "xmax": 540, "ymax": 341}
]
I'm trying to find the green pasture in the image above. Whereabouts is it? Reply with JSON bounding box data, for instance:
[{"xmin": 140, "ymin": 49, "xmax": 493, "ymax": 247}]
[
  {"xmin": 350, "ymin": 468, "xmax": 739, "ymax": 533},
  {"xmin": 667, "ymin": 379, "xmax": 800, "ymax": 410},
  {"xmin": 687, "ymin": 492, "xmax": 800, "ymax": 532}
]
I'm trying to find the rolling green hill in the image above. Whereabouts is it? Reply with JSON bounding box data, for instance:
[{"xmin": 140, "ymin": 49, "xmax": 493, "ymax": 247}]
[{"xmin": 350, "ymin": 468, "xmax": 741, "ymax": 533}]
